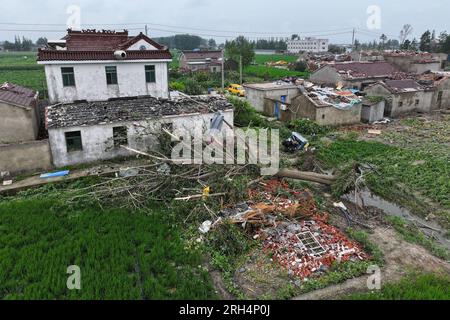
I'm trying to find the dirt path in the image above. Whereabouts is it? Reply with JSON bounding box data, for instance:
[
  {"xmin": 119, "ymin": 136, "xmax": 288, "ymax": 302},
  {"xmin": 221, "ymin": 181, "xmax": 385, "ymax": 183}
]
[{"xmin": 293, "ymin": 226, "xmax": 450, "ymax": 300}]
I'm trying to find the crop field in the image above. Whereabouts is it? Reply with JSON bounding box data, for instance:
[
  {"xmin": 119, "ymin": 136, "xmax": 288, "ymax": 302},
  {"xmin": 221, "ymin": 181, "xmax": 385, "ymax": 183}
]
[
  {"xmin": 0, "ymin": 52, "xmax": 46, "ymax": 94},
  {"xmin": 0, "ymin": 187, "xmax": 216, "ymax": 300},
  {"xmin": 244, "ymin": 65, "xmax": 309, "ymax": 80},
  {"xmin": 254, "ymin": 54, "xmax": 298, "ymax": 65}
]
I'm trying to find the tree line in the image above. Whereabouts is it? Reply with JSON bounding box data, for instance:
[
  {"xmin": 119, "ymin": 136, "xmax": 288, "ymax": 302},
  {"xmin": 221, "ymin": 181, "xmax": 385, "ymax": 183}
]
[{"xmin": 1, "ymin": 36, "xmax": 48, "ymax": 51}]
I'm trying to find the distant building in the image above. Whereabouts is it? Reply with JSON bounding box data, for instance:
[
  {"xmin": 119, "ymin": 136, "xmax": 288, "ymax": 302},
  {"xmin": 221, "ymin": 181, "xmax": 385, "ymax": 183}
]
[
  {"xmin": 179, "ymin": 50, "xmax": 223, "ymax": 73},
  {"xmin": 364, "ymin": 79, "xmax": 433, "ymax": 117},
  {"xmin": 310, "ymin": 61, "xmax": 402, "ymax": 90},
  {"xmin": 0, "ymin": 83, "xmax": 39, "ymax": 144},
  {"xmin": 37, "ymin": 29, "xmax": 172, "ymax": 104},
  {"xmin": 416, "ymin": 71, "xmax": 450, "ymax": 110},
  {"xmin": 287, "ymin": 37, "xmax": 329, "ymax": 54},
  {"xmin": 46, "ymin": 96, "xmax": 233, "ymax": 167}
]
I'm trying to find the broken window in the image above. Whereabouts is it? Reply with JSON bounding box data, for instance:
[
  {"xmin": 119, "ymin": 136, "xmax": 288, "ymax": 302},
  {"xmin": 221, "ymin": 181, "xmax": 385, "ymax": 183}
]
[
  {"xmin": 398, "ymin": 101, "xmax": 403, "ymax": 107},
  {"xmin": 113, "ymin": 126, "xmax": 128, "ymax": 148},
  {"xmin": 105, "ymin": 66, "xmax": 118, "ymax": 85},
  {"xmin": 145, "ymin": 65, "xmax": 156, "ymax": 83},
  {"xmin": 61, "ymin": 67, "xmax": 75, "ymax": 87},
  {"xmin": 415, "ymin": 99, "xmax": 420, "ymax": 106},
  {"xmin": 65, "ymin": 131, "xmax": 82, "ymax": 152}
]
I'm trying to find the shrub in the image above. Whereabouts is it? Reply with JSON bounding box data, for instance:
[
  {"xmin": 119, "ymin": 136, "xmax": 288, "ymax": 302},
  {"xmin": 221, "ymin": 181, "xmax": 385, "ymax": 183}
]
[
  {"xmin": 288, "ymin": 119, "xmax": 331, "ymax": 136},
  {"xmin": 169, "ymin": 81, "xmax": 186, "ymax": 92}
]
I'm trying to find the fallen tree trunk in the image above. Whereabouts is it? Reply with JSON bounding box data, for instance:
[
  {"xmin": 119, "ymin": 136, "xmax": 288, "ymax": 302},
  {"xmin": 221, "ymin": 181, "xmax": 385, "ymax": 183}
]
[{"xmin": 276, "ymin": 169, "xmax": 336, "ymax": 185}]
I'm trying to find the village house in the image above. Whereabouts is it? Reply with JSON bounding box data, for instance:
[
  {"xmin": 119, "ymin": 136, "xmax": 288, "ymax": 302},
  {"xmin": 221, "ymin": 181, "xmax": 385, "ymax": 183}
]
[
  {"xmin": 46, "ymin": 96, "xmax": 233, "ymax": 167},
  {"xmin": 0, "ymin": 83, "xmax": 52, "ymax": 174},
  {"xmin": 179, "ymin": 50, "xmax": 223, "ymax": 73},
  {"xmin": 383, "ymin": 52, "xmax": 446, "ymax": 74},
  {"xmin": 416, "ymin": 71, "xmax": 450, "ymax": 110},
  {"xmin": 287, "ymin": 86, "xmax": 362, "ymax": 126},
  {"xmin": 243, "ymin": 82, "xmax": 301, "ymax": 116},
  {"xmin": 361, "ymin": 97, "xmax": 385, "ymax": 123},
  {"xmin": 309, "ymin": 61, "xmax": 403, "ymax": 90},
  {"xmin": 37, "ymin": 29, "xmax": 172, "ymax": 104},
  {"xmin": 0, "ymin": 83, "xmax": 39, "ymax": 144},
  {"xmin": 364, "ymin": 79, "xmax": 434, "ymax": 117}
]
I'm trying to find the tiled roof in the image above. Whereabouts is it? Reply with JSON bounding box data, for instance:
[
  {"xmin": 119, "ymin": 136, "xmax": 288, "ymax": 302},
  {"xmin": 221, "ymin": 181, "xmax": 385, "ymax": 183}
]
[
  {"xmin": 46, "ymin": 95, "xmax": 233, "ymax": 129},
  {"xmin": 384, "ymin": 79, "xmax": 422, "ymax": 90},
  {"xmin": 182, "ymin": 50, "xmax": 222, "ymax": 60},
  {"xmin": 329, "ymin": 61, "xmax": 400, "ymax": 78},
  {"xmin": 38, "ymin": 49, "xmax": 172, "ymax": 61},
  {"xmin": 0, "ymin": 82, "xmax": 38, "ymax": 107},
  {"xmin": 37, "ymin": 29, "xmax": 171, "ymax": 62}
]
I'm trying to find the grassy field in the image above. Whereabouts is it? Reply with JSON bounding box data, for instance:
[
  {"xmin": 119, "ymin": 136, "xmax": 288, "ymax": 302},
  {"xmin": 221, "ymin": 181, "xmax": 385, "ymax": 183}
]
[
  {"xmin": 0, "ymin": 52, "xmax": 46, "ymax": 94},
  {"xmin": 345, "ymin": 273, "xmax": 450, "ymax": 300},
  {"xmin": 0, "ymin": 185, "xmax": 216, "ymax": 300},
  {"xmin": 244, "ymin": 65, "xmax": 309, "ymax": 80}
]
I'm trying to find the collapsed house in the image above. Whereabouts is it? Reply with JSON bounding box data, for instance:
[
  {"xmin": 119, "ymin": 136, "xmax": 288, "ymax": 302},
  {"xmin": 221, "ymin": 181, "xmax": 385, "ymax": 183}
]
[
  {"xmin": 309, "ymin": 61, "xmax": 404, "ymax": 90},
  {"xmin": 288, "ymin": 85, "xmax": 362, "ymax": 126},
  {"xmin": 384, "ymin": 52, "xmax": 447, "ymax": 74},
  {"xmin": 46, "ymin": 96, "xmax": 234, "ymax": 167},
  {"xmin": 179, "ymin": 50, "xmax": 223, "ymax": 73},
  {"xmin": 364, "ymin": 79, "xmax": 434, "ymax": 117},
  {"xmin": 416, "ymin": 71, "xmax": 450, "ymax": 110}
]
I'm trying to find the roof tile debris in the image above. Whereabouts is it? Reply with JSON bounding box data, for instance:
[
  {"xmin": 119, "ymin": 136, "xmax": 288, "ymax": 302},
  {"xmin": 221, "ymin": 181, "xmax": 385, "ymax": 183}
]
[
  {"xmin": 384, "ymin": 79, "xmax": 422, "ymax": 91},
  {"xmin": 214, "ymin": 180, "xmax": 368, "ymax": 280},
  {"xmin": 38, "ymin": 29, "xmax": 171, "ymax": 62},
  {"xmin": 46, "ymin": 95, "xmax": 233, "ymax": 129},
  {"xmin": 328, "ymin": 61, "xmax": 402, "ymax": 79},
  {"xmin": 0, "ymin": 82, "xmax": 38, "ymax": 107}
]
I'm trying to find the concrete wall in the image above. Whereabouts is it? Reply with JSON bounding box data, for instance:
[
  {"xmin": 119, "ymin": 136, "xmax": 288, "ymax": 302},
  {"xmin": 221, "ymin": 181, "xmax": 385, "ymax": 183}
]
[
  {"xmin": 410, "ymin": 62, "xmax": 441, "ymax": 74},
  {"xmin": 244, "ymin": 86, "xmax": 300, "ymax": 113},
  {"xmin": 43, "ymin": 61, "xmax": 169, "ymax": 104},
  {"xmin": 0, "ymin": 140, "xmax": 52, "ymax": 174},
  {"xmin": 48, "ymin": 110, "xmax": 234, "ymax": 167},
  {"xmin": 385, "ymin": 56, "xmax": 441, "ymax": 73},
  {"xmin": 0, "ymin": 101, "xmax": 39, "ymax": 144},
  {"xmin": 361, "ymin": 101, "xmax": 385, "ymax": 123},
  {"xmin": 432, "ymin": 78, "xmax": 450, "ymax": 110},
  {"xmin": 309, "ymin": 66, "xmax": 343, "ymax": 86},
  {"xmin": 366, "ymin": 84, "xmax": 434, "ymax": 117}
]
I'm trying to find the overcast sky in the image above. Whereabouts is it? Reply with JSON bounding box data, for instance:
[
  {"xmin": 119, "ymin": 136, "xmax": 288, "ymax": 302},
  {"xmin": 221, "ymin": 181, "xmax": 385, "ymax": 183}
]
[{"xmin": 0, "ymin": 0, "xmax": 449, "ymax": 43}]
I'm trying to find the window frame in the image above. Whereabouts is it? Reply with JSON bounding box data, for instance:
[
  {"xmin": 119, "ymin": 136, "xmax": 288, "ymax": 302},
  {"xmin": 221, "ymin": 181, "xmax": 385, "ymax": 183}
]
[
  {"xmin": 65, "ymin": 131, "xmax": 83, "ymax": 152},
  {"xmin": 105, "ymin": 66, "xmax": 118, "ymax": 85},
  {"xmin": 113, "ymin": 126, "xmax": 128, "ymax": 148},
  {"xmin": 145, "ymin": 65, "xmax": 156, "ymax": 83},
  {"xmin": 61, "ymin": 67, "xmax": 76, "ymax": 87}
]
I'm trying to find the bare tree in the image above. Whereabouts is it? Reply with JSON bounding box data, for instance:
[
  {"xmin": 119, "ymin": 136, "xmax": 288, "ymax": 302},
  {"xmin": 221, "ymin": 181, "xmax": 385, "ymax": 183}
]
[{"xmin": 400, "ymin": 24, "xmax": 413, "ymax": 45}]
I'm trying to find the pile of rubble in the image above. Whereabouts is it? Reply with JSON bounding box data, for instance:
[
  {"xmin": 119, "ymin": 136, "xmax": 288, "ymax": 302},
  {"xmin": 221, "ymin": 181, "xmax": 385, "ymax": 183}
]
[{"xmin": 207, "ymin": 180, "xmax": 368, "ymax": 280}]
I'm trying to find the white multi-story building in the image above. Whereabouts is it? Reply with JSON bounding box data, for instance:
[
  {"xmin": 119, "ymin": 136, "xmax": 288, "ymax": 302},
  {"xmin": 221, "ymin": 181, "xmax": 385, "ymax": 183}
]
[
  {"xmin": 38, "ymin": 29, "xmax": 172, "ymax": 103},
  {"xmin": 287, "ymin": 37, "xmax": 329, "ymax": 53}
]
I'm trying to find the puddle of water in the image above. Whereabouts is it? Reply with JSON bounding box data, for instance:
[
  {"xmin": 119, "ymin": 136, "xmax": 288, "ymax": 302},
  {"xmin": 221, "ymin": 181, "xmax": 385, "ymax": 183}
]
[{"xmin": 343, "ymin": 188, "xmax": 450, "ymax": 251}]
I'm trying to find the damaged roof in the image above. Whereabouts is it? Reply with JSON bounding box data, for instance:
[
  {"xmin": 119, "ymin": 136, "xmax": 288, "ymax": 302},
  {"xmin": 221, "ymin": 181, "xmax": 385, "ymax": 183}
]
[
  {"xmin": 0, "ymin": 82, "xmax": 38, "ymax": 108},
  {"xmin": 46, "ymin": 95, "xmax": 233, "ymax": 129},
  {"xmin": 38, "ymin": 29, "xmax": 171, "ymax": 62},
  {"xmin": 326, "ymin": 61, "xmax": 401, "ymax": 79},
  {"xmin": 367, "ymin": 79, "xmax": 424, "ymax": 93},
  {"xmin": 181, "ymin": 50, "xmax": 222, "ymax": 60}
]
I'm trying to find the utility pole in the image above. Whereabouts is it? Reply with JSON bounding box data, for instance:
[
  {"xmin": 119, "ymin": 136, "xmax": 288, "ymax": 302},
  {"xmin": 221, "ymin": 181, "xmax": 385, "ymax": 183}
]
[
  {"xmin": 145, "ymin": 25, "xmax": 148, "ymax": 36},
  {"xmin": 352, "ymin": 28, "xmax": 356, "ymax": 51},
  {"xmin": 221, "ymin": 49, "xmax": 225, "ymax": 91},
  {"xmin": 239, "ymin": 54, "xmax": 243, "ymax": 85}
]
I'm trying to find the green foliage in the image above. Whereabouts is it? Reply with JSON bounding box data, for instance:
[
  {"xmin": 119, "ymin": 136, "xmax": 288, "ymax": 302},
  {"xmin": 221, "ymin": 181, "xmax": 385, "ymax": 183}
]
[
  {"xmin": 288, "ymin": 119, "xmax": 331, "ymax": 136},
  {"xmin": 346, "ymin": 229, "xmax": 384, "ymax": 265},
  {"xmin": 225, "ymin": 36, "xmax": 255, "ymax": 68},
  {"xmin": 318, "ymin": 139, "xmax": 450, "ymax": 209},
  {"xmin": 254, "ymin": 54, "xmax": 298, "ymax": 65},
  {"xmin": 183, "ymin": 78, "xmax": 205, "ymax": 95},
  {"xmin": 0, "ymin": 195, "xmax": 216, "ymax": 300},
  {"xmin": 290, "ymin": 60, "xmax": 307, "ymax": 72},
  {"xmin": 228, "ymin": 96, "xmax": 269, "ymax": 127},
  {"xmin": 346, "ymin": 273, "xmax": 450, "ymax": 300},
  {"xmin": 169, "ymin": 81, "xmax": 185, "ymax": 92}
]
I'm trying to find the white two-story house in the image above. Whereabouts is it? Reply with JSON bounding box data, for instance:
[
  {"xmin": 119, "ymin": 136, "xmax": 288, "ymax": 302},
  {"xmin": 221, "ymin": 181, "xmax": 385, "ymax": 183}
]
[{"xmin": 38, "ymin": 29, "xmax": 172, "ymax": 103}]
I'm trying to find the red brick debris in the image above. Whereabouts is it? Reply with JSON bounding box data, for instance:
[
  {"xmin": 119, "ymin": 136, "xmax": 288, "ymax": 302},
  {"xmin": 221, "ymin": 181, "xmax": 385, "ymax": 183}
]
[{"xmin": 247, "ymin": 180, "xmax": 368, "ymax": 280}]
